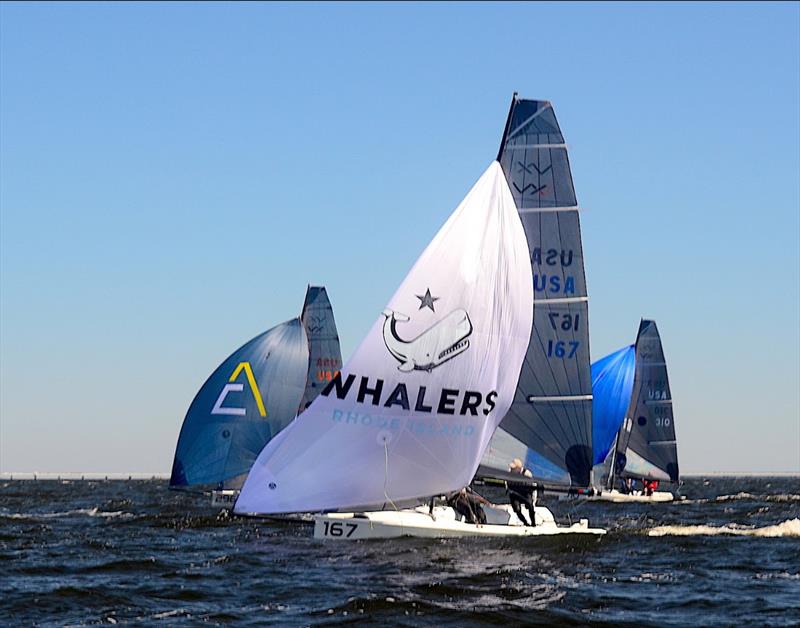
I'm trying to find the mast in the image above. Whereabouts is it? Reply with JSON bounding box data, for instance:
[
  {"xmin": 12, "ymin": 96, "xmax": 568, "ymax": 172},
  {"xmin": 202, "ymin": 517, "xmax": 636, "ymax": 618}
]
[{"xmin": 606, "ymin": 432, "xmax": 619, "ymax": 491}]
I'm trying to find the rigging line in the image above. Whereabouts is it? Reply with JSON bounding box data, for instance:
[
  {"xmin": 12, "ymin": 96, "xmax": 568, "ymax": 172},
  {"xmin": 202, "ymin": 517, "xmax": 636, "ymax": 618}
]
[
  {"xmin": 383, "ymin": 439, "xmax": 402, "ymax": 531},
  {"xmin": 401, "ymin": 424, "xmax": 456, "ymax": 477}
]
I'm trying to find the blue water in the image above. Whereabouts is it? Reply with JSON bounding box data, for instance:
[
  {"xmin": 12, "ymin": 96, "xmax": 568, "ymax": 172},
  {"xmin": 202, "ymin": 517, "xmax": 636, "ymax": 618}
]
[{"xmin": 1, "ymin": 476, "xmax": 798, "ymax": 626}]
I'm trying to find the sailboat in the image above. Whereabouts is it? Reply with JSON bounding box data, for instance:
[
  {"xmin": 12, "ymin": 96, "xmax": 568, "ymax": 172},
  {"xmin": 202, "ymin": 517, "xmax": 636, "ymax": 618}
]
[
  {"xmin": 169, "ymin": 286, "xmax": 341, "ymax": 507},
  {"xmin": 478, "ymin": 96, "xmax": 595, "ymax": 498},
  {"xmin": 233, "ymin": 96, "xmax": 605, "ymax": 539},
  {"xmin": 591, "ymin": 319, "xmax": 680, "ymax": 503}
]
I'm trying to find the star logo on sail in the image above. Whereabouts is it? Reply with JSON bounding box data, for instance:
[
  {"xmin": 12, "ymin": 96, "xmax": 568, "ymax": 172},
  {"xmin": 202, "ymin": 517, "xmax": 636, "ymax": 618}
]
[
  {"xmin": 416, "ymin": 288, "xmax": 439, "ymax": 312},
  {"xmin": 210, "ymin": 361, "xmax": 267, "ymax": 417},
  {"xmin": 382, "ymin": 307, "xmax": 473, "ymax": 372}
]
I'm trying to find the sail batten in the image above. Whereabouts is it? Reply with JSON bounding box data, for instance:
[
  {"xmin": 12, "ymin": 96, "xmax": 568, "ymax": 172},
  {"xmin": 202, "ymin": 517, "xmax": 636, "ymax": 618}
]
[{"xmin": 527, "ymin": 395, "xmax": 593, "ymax": 402}]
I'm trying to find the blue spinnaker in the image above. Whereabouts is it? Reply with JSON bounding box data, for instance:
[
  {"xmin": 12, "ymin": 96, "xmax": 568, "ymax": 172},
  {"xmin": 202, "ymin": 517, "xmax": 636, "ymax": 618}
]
[
  {"xmin": 170, "ymin": 319, "xmax": 309, "ymax": 489},
  {"xmin": 591, "ymin": 345, "xmax": 635, "ymax": 465}
]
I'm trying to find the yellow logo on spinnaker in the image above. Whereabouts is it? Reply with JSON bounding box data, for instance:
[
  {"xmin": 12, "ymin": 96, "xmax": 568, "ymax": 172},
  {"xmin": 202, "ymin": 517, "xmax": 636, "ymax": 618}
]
[{"xmin": 210, "ymin": 361, "xmax": 267, "ymax": 417}]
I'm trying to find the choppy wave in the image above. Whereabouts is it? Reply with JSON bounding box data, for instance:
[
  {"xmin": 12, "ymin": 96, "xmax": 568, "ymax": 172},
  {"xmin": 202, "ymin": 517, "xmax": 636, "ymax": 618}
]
[
  {"xmin": 677, "ymin": 492, "xmax": 800, "ymax": 505},
  {"xmin": 3, "ymin": 476, "xmax": 800, "ymax": 625},
  {"xmin": 0, "ymin": 507, "xmax": 135, "ymax": 520},
  {"xmin": 648, "ymin": 518, "xmax": 800, "ymax": 537}
]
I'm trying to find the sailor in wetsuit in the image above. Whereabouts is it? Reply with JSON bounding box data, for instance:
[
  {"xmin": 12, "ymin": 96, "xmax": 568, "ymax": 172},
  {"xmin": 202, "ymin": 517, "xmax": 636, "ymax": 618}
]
[
  {"xmin": 643, "ymin": 479, "xmax": 659, "ymax": 496},
  {"xmin": 443, "ymin": 487, "xmax": 492, "ymax": 525},
  {"xmin": 621, "ymin": 477, "xmax": 634, "ymax": 494},
  {"xmin": 506, "ymin": 458, "xmax": 537, "ymax": 526}
]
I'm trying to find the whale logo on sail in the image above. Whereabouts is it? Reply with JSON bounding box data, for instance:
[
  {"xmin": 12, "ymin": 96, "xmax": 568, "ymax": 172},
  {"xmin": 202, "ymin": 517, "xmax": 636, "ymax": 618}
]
[{"xmin": 382, "ymin": 308, "xmax": 473, "ymax": 373}]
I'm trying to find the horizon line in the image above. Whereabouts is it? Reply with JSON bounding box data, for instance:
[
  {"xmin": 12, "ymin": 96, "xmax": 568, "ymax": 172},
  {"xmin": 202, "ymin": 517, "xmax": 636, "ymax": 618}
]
[{"xmin": 2, "ymin": 471, "xmax": 799, "ymax": 480}]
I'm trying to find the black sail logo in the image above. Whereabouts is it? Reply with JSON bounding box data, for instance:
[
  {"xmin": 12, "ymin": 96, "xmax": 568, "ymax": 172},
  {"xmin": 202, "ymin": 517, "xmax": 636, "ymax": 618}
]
[{"xmin": 381, "ymin": 308, "xmax": 473, "ymax": 372}]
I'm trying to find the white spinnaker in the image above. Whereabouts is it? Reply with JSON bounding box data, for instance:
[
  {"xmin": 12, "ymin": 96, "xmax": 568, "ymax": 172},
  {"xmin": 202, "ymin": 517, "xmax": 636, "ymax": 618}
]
[{"xmin": 235, "ymin": 162, "xmax": 533, "ymax": 514}]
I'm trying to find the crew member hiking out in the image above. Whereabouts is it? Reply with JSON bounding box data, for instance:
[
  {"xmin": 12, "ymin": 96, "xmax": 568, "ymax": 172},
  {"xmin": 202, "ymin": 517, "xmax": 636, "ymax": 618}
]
[
  {"xmin": 506, "ymin": 458, "xmax": 537, "ymax": 526},
  {"xmin": 444, "ymin": 487, "xmax": 492, "ymax": 525}
]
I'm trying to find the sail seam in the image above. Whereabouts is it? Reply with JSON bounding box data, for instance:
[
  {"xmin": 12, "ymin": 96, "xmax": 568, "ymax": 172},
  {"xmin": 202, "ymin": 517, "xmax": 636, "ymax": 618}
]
[
  {"xmin": 507, "ymin": 103, "xmax": 553, "ymax": 140},
  {"xmin": 535, "ymin": 296, "xmax": 588, "ymax": 304}
]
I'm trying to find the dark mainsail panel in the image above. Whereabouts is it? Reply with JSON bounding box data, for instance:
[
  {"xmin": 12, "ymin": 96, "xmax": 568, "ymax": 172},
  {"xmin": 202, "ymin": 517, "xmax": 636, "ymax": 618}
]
[
  {"xmin": 497, "ymin": 98, "xmax": 577, "ymax": 210},
  {"xmin": 482, "ymin": 96, "xmax": 593, "ymax": 487},
  {"xmin": 298, "ymin": 286, "xmax": 343, "ymax": 413},
  {"xmin": 615, "ymin": 320, "xmax": 679, "ymax": 483}
]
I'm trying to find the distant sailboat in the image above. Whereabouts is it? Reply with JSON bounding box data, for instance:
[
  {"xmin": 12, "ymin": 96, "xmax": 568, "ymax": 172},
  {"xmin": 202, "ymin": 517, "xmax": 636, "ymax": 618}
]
[
  {"xmin": 234, "ymin": 97, "xmax": 604, "ymax": 539},
  {"xmin": 298, "ymin": 286, "xmax": 343, "ymax": 413},
  {"xmin": 592, "ymin": 319, "xmax": 680, "ymax": 503},
  {"xmin": 479, "ymin": 95, "xmax": 595, "ymax": 494},
  {"xmin": 169, "ymin": 286, "xmax": 341, "ymax": 506}
]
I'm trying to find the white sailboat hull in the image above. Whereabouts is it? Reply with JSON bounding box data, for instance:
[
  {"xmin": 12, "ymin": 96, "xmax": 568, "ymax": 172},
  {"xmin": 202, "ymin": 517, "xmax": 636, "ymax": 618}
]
[
  {"xmin": 590, "ymin": 489, "xmax": 674, "ymax": 503},
  {"xmin": 313, "ymin": 505, "xmax": 605, "ymax": 540}
]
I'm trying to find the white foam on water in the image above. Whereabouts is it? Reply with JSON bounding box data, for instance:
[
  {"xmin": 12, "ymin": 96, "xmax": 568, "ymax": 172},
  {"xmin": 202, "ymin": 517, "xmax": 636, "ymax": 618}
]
[
  {"xmin": 648, "ymin": 518, "xmax": 800, "ymax": 538},
  {"xmin": 755, "ymin": 572, "xmax": 800, "ymax": 580},
  {"xmin": 678, "ymin": 493, "xmax": 800, "ymax": 505},
  {"xmin": 0, "ymin": 507, "xmax": 135, "ymax": 520}
]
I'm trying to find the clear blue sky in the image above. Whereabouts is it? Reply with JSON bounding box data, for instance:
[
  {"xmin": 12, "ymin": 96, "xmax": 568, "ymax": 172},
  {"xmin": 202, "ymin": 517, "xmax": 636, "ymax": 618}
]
[{"xmin": 1, "ymin": 2, "xmax": 798, "ymax": 474}]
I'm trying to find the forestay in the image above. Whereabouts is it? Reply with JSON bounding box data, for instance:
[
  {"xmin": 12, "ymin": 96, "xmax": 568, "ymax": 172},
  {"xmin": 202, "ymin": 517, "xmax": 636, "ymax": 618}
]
[
  {"xmin": 234, "ymin": 162, "xmax": 533, "ymax": 515},
  {"xmin": 170, "ymin": 319, "xmax": 309, "ymax": 490},
  {"xmin": 481, "ymin": 96, "xmax": 593, "ymax": 487},
  {"xmin": 613, "ymin": 320, "xmax": 679, "ymax": 483},
  {"xmin": 298, "ymin": 286, "xmax": 343, "ymax": 414}
]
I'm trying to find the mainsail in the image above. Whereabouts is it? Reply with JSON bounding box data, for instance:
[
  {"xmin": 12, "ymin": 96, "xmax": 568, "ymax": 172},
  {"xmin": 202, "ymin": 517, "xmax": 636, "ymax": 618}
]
[
  {"xmin": 611, "ymin": 320, "xmax": 679, "ymax": 484},
  {"xmin": 169, "ymin": 319, "xmax": 309, "ymax": 490},
  {"xmin": 299, "ymin": 286, "xmax": 343, "ymax": 413},
  {"xmin": 234, "ymin": 162, "xmax": 534, "ymax": 515},
  {"xmin": 480, "ymin": 96, "xmax": 593, "ymax": 487}
]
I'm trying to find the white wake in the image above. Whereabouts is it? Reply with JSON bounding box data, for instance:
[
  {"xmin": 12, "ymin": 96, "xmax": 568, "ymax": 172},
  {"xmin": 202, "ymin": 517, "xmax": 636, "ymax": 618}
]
[{"xmin": 648, "ymin": 518, "xmax": 800, "ymax": 538}]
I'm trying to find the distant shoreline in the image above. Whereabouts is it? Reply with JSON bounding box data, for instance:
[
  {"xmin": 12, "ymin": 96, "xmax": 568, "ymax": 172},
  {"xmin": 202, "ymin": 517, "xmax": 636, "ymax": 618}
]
[
  {"xmin": 1, "ymin": 472, "xmax": 798, "ymax": 480},
  {"xmin": 0, "ymin": 472, "xmax": 170, "ymax": 480}
]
